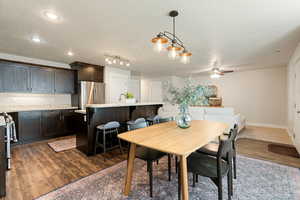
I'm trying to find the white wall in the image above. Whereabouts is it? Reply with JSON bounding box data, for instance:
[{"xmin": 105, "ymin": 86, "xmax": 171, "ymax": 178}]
[
  {"xmin": 287, "ymin": 43, "xmax": 300, "ymax": 152},
  {"xmin": 0, "ymin": 53, "xmax": 72, "ymax": 106},
  {"xmin": 193, "ymin": 67, "xmax": 287, "ymax": 128}
]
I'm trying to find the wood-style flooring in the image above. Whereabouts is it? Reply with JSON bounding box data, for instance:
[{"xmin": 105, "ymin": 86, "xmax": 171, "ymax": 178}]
[
  {"xmin": 1, "ymin": 136, "xmax": 127, "ymax": 200},
  {"xmin": 1, "ymin": 126, "xmax": 299, "ymax": 200}
]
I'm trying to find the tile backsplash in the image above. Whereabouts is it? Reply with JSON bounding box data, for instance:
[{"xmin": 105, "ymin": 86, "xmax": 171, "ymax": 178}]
[{"xmin": 0, "ymin": 93, "xmax": 71, "ymax": 106}]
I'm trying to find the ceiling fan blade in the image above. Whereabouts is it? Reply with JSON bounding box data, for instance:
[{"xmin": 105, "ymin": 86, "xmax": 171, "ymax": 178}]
[{"xmin": 221, "ymin": 70, "xmax": 234, "ymax": 73}]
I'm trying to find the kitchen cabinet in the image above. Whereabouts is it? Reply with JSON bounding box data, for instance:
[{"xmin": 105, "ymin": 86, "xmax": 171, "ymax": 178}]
[
  {"xmin": 18, "ymin": 111, "xmax": 42, "ymax": 142},
  {"xmin": 0, "ymin": 60, "xmax": 76, "ymax": 94},
  {"xmin": 70, "ymin": 61, "xmax": 104, "ymax": 82},
  {"xmin": 0, "ymin": 61, "xmax": 31, "ymax": 93},
  {"xmin": 54, "ymin": 69, "xmax": 75, "ymax": 94},
  {"xmin": 17, "ymin": 109, "xmax": 76, "ymax": 144},
  {"xmin": 41, "ymin": 110, "xmax": 64, "ymax": 137},
  {"xmin": 30, "ymin": 67, "xmax": 55, "ymax": 93}
]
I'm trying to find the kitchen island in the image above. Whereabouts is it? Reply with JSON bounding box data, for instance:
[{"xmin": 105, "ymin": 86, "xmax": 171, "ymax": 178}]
[{"xmin": 76, "ymin": 103, "xmax": 163, "ymax": 156}]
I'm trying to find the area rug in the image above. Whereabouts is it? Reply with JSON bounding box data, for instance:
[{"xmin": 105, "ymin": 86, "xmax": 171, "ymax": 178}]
[
  {"xmin": 236, "ymin": 138, "xmax": 300, "ymax": 168},
  {"xmin": 48, "ymin": 138, "xmax": 76, "ymax": 152},
  {"xmin": 35, "ymin": 155, "xmax": 300, "ymax": 200}
]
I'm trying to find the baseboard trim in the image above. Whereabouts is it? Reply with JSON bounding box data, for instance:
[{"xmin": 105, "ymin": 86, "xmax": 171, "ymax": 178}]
[{"xmin": 246, "ymin": 122, "xmax": 287, "ymax": 129}]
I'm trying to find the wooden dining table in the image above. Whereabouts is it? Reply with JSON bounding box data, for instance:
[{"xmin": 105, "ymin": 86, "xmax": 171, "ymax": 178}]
[{"xmin": 118, "ymin": 120, "xmax": 228, "ymax": 200}]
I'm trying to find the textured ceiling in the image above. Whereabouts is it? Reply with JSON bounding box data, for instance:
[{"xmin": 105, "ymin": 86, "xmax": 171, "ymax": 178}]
[{"xmin": 0, "ymin": 0, "xmax": 300, "ymax": 76}]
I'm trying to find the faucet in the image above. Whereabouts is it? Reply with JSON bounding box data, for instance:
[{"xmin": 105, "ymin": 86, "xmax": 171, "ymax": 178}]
[{"xmin": 119, "ymin": 93, "xmax": 126, "ymax": 102}]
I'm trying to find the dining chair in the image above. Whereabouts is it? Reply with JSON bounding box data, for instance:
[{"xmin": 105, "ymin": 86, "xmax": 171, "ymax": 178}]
[
  {"xmin": 158, "ymin": 116, "xmax": 174, "ymax": 123},
  {"xmin": 197, "ymin": 124, "xmax": 238, "ymax": 179},
  {"xmin": 127, "ymin": 121, "xmax": 171, "ymax": 197},
  {"xmin": 147, "ymin": 115, "xmax": 160, "ymax": 125},
  {"xmin": 178, "ymin": 137, "xmax": 234, "ymax": 200}
]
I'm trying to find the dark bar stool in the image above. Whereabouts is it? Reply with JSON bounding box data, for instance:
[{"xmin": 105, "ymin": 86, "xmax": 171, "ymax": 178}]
[{"xmin": 94, "ymin": 121, "xmax": 123, "ymax": 160}]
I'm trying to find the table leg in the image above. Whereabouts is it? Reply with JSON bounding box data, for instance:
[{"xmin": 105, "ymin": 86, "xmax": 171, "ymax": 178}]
[
  {"xmin": 124, "ymin": 143, "xmax": 136, "ymax": 196},
  {"xmin": 180, "ymin": 156, "xmax": 189, "ymax": 200}
]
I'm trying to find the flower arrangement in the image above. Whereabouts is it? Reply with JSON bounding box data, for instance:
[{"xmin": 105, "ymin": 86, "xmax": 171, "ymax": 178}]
[{"xmin": 163, "ymin": 79, "xmax": 217, "ymax": 128}]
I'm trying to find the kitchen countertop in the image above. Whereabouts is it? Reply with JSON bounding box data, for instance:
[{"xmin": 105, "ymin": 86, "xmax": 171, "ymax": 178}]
[
  {"xmin": 0, "ymin": 105, "xmax": 78, "ymax": 113},
  {"xmin": 86, "ymin": 102, "xmax": 164, "ymax": 108}
]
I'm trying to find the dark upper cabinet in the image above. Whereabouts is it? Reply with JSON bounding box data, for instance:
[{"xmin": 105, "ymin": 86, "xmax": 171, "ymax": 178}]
[
  {"xmin": 54, "ymin": 69, "xmax": 75, "ymax": 94},
  {"xmin": 0, "ymin": 60, "xmax": 76, "ymax": 94},
  {"xmin": 0, "ymin": 61, "xmax": 31, "ymax": 92},
  {"xmin": 18, "ymin": 111, "xmax": 42, "ymax": 142},
  {"xmin": 41, "ymin": 110, "xmax": 64, "ymax": 137},
  {"xmin": 30, "ymin": 67, "xmax": 55, "ymax": 93},
  {"xmin": 70, "ymin": 61, "xmax": 104, "ymax": 82}
]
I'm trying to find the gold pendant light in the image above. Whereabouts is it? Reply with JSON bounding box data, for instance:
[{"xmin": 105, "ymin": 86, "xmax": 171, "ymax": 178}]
[{"xmin": 151, "ymin": 10, "xmax": 192, "ymax": 63}]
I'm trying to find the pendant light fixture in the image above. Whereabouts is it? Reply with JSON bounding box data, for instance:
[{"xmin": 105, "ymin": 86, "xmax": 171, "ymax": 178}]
[{"xmin": 151, "ymin": 10, "xmax": 192, "ymax": 64}]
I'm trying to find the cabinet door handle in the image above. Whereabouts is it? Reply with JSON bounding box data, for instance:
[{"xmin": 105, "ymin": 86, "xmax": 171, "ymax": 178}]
[{"xmin": 297, "ymin": 111, "xmax": 300, "ymax": 114}]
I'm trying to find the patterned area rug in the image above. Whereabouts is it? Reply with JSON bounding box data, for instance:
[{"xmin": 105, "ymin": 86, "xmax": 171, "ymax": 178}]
[
  {"xmin": 48, "ymin": 138, "xmax": 76, "ymax": 152},
  {"xmin": 36, "ymin": 156, "xmax": 300, "ymax": 200}
]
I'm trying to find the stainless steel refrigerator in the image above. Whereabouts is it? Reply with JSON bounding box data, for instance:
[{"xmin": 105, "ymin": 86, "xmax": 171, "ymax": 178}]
[{"xmin": 79, "ymin": 81, "xmax": 105, "ymax": 110}]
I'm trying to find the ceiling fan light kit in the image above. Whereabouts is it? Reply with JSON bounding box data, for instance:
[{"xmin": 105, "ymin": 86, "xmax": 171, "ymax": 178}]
[{"xmin": 151, "ymin": 10, "xmax": 192, "ymax": 64}]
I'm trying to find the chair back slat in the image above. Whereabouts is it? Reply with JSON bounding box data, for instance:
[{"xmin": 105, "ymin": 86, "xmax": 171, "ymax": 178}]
[{"xmin": 218, "ymin": 129, "xmax": 234, "ymax": 160}]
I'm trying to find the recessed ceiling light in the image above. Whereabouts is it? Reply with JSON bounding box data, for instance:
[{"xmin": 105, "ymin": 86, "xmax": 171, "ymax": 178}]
[
  {"xmin": 67, "ymin": 51, "xmax": 74, "ymax": 56},
  {"xmin": 45, "ymin": 11, "xmax": 58, "ymax": 20},
  {"xmin": 32, "ymin": 36, "xmax": 41, "ymax": 43}
]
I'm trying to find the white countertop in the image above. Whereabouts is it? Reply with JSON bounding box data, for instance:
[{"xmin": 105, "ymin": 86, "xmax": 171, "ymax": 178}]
[
  {"xmin": 86, "ymin": 102, "xmax": 164, "ymax": 108},
  {"xmin": 0, "ymin": 105, "xmax": 78, "ymax": 113}
]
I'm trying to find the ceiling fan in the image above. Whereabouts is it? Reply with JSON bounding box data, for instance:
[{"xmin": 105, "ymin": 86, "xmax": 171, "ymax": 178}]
[{"xmin": 209, "ymin": 61, "xmax": 234, "ymax": 79}]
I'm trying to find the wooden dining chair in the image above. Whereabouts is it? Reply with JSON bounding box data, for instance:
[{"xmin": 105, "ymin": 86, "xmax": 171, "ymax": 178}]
[
  {"xmin": 178, "ymin": 137, "xmax": 233, "ymax": 200},
  {"xmin": 127, "ymin": 121, "xmax": 171, "ymax": 197}
]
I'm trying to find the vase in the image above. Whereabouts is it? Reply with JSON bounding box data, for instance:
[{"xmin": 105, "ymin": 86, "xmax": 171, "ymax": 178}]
[{"xmin": 176, "ymin": 105, "xmax": 192, "ymax": 129}]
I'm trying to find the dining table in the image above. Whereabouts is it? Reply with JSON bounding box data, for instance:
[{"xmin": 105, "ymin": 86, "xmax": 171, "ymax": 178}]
[{"xmin": 118, "ymin": 120, "xmax": 228, "ymax": 200}]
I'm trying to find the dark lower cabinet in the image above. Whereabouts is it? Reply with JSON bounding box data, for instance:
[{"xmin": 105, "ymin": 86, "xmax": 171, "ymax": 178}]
[
  {"xmin": 17, "ymin": 109, "xmax": 75, "ymax": 144},
  {"xmin": 41, "ymin": 110, "xmax": 63, "ymax": 137},
  {"xmin": 18, "ymin": 111, "xmax": 42, "ymax": 142}
]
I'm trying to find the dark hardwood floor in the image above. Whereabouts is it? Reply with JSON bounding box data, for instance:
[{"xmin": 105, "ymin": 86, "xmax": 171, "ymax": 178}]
[{"xmin": 1, "ymin": 136, "xmax": 127, "ymax": 200}]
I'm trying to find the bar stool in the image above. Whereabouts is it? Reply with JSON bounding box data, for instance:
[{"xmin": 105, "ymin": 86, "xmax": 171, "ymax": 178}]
[
  {"xmin": 94, "ymin": 121, "xmax": 123, "ymax": 160},
  {"xmin": 147, "ymin": 115, "xmax": 160, "ymax": 125}
]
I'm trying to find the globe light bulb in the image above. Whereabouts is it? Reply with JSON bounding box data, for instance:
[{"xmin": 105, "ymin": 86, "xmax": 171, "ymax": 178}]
[
  {"xmin": 126, "ymin": 62, "xmax": 130, "ymax": 67},
  {"xmin": 153, "ymin": 38, "xmax": 163, "ymax": 53},
  {"xmin": 168, "ymin": 47, "xmax": 178, "ymax": 60},
  {"xmin": 120, "ymin": 60, "xmax": 124, "ymax": 65},
  {"xmin": 113, "ymin": 59, "xmax": 117, "ymax": 64},
  {"xmin": 180, "ymin": 54, "xmax": 190, "ymax": 64}
]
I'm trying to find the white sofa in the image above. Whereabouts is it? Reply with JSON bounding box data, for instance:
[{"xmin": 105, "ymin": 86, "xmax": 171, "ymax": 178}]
[{"xmin": 158, "ymin": 105, "xmax": 246, "ymax": 133}]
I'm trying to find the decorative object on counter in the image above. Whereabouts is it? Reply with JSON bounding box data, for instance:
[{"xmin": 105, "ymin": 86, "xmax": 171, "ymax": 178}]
[
  {"xmin": 164, "ymin": 79, "xmax": 221, "ymax": 128},
  {"xmin": 119, "ymin": 92, "xmax": 136, "ymax": 104},
  {"xmin": 208, "ymin": 97, "xmax": 222, "ymax": 107},
  {"xmin": 151, "ymin": 10, "xmax": 192, "ymax": 64},
  {"xmin": 104, "ymin": 54, "xmax": 130, "ymax": 67}
]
